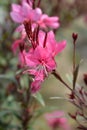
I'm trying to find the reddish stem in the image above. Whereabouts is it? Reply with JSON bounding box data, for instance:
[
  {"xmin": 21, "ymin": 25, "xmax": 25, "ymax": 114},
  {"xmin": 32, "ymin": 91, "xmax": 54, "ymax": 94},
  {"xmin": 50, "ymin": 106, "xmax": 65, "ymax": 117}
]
[{"xmin": 43, "ymin": 32, "xmax": 47, "ymax": 48}]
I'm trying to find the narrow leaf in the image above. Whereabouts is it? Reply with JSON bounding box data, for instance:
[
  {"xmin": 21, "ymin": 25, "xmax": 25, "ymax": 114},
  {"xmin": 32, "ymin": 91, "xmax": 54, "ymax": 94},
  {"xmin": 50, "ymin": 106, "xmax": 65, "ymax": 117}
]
[
  {"xmin": 50, "ymin": 96, "xmax": 66, "ymax": 100},
  {"xmin": 33, "ymin": 92, "xmax": 45, "ymax": 107},
  {"xmin": 73, "ymin": 60, "xmax": 83, "ymax": 90}
]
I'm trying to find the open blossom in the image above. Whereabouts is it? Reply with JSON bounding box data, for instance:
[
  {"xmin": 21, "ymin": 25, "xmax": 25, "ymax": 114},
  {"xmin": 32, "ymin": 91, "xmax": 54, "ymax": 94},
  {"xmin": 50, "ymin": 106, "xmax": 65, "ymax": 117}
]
[
  {"xmin": 10, "ymin": 1, "xmax": 42, "ymax": 23},
  {"xmin": 45, "ymin": 111, "xmax": 71, "ymax": 130},
  {"xmin": 24, "ymin": 30, "xmax": 66, "ymax": 76},
  {"xmin": 38, "ymin": 14, "xmax": 60, "ymax": 29},
  {"xmin": 24, "ymin": 46, "xmax": 56, "ymax": 93},
  {"xmin": 22, "ymin": 30, "xmax": 66, "ymax": 93}
]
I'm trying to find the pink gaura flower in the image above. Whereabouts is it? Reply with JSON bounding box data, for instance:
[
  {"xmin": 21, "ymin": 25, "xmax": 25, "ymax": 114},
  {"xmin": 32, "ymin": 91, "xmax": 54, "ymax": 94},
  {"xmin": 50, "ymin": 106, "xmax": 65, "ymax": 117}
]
[
  {"xmin": 38, "ymin": 14, "xmax": 60, "ymax": 29},
  {"xmin": 23, "ymin": 30, "xmax": 66, "ymax": 93},
  {"xmin": 24, "ymin": 45, "xmax": 56, "ymax": 76},
  {"xmin": 45, "ymin": 111, "xmax": 71, "ymax": 130},
  {"xmin": 10, "ymin": 1, "xmax": 42, "ymax": 23}
]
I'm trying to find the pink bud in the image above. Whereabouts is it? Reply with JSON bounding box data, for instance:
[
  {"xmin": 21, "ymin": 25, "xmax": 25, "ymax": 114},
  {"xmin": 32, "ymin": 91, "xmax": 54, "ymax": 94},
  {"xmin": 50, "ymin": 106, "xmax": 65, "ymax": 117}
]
[{"xmin": 72, "ymin": 33, "xmax": 78, "ymax": 43}]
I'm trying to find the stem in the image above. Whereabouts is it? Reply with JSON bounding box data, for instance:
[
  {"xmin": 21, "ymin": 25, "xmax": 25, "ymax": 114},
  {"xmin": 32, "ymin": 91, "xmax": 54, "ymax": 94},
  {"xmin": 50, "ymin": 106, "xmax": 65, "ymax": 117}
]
[
  {"xmin": 52, "ymin": 70, "xmax": 72, "ymax": 91},
  {"xmin": 52, "ymin": 70, "xmax": 83, "ymax": 111},
  {"xmin": 73, "ymin": 42, "xmax": 76, "ymax": 90},
  {"xmin": 37, "ymin": 0, "xmax": 41, "ymax": 7},
  {"xmin": 43, "ymin": 32, "xmax": 47, "ymax": 48},
  {"xmin": 73, "ymin": 43, "xmax": 76, "ymax": 73},
  {"xmin": 32, "ymin": 0, "xmax": 36, "ymax": 9},
  {"xmin": 72, "ymin": 33, "xmax": 78, "ymax": 90},
  {"xmin": 21, "ymin": 79, "xmax": 32, "ymax": 130}
]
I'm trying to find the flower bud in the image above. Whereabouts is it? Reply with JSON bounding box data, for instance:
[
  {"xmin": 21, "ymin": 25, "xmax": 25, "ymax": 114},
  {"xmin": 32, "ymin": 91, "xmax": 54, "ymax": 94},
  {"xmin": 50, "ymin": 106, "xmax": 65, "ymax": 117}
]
[{"xmin": 72, "ymin": 33, "xmax": 78, "ymax": 43}]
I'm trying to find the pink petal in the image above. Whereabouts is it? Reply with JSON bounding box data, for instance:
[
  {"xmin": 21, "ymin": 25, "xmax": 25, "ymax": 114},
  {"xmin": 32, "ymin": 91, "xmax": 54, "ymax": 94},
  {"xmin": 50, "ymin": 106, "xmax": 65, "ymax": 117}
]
[
  {"xmin": 55, "ymin": 40, "xmax": 67, "ymax": 55},
  {"xmin": 10, "ymin": 12, "xmax": 23, "ymax": 23},
  {"xmin": 31, "ymin": 80, "xmax": 42, "ymax": 93},
  {"xmin": 38, "ymin": 30, "xmax": 45, "ymax": 47},
  {"xmin": 22, "ymin": 2, "xmax": 32, "ymax": 16},
  {"xmin": 11, "ymin": 4, "xmax": 21, "ymax": 12},
  {"xmin": 12, "ymin": 39, "xmax": 22, "ymax": 53},
  {"xmin": 46, "ymin": 58, "xmax": 56, "ymax": 71},
  {"xmin": 15, "ymin": 25, "xmax": 24, "ymax": 32}
]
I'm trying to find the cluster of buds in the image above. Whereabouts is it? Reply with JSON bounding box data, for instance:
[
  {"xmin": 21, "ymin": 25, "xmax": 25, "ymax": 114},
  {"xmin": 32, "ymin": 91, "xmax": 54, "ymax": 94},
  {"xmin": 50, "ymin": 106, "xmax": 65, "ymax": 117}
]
[
  {"xmin": 10, "ymin": 0, "xmax": 66, "ymax": 94},
  {"xmin": 69, "ymin": 74, "xmax": 87, "ymax": 130}
]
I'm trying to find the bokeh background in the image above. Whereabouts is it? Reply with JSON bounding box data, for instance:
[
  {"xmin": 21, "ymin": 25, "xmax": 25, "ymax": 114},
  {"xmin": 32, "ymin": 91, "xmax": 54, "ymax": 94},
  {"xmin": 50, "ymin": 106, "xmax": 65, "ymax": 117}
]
[{"xmin": 0, "ymin": 0, "xmax": 87, "ymax": 130}]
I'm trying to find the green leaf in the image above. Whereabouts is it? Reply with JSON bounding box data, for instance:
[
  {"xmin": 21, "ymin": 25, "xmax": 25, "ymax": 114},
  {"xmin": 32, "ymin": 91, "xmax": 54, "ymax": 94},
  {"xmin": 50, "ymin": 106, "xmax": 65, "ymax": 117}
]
[
  {"xmin": 12, "ymin": 110, "xmax": 22, "ymax": 120},
  {"xmin": 73, "ymin": 60, "xmax": 83, "ymax": 90},
  {"xmin": 73, "ymin": 64, "xmax": 79, "ymax": 90},
  {"xmin": 50, "ymin": 96, "xmax": 66, "ymax": 100},
  {"xmin": 33, "ymin": 92, "xmax": 45, "ymax": 107}
]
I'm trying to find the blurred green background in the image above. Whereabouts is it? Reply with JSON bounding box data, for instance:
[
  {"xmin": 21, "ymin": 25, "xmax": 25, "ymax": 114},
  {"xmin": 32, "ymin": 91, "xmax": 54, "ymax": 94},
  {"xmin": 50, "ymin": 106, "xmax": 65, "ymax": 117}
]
[{"xmin": 0, "ymin": 0, "xmax": 87, "ymax": 130}]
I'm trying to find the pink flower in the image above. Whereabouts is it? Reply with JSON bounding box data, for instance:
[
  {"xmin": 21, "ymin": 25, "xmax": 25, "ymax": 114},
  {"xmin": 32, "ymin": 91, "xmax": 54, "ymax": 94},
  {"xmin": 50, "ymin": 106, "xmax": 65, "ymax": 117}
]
[
  {"xmin": 10, "ymin": 2, "xmax": 42, "ymax": 23},
  {"xmin": 23, "ymin": 44, "xmax": 56, "ymax": 93},
  {"xmin": 22, "ymin": 30, "xmax": 66, "ymax": 93},
  {"xmin": 45, "ymin": 111, "xmax": 71, "ymax": 130},
  {"xmin": 10, "ymin": 1, "xmax": 42, "ymax": 37},
  {"xmin": 24, "ymin": 45, "xmax": 56, "ymax": 76},
  {"xmin": 38, "ymin": 14, "xmax": 60, "ymax": 29}
]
